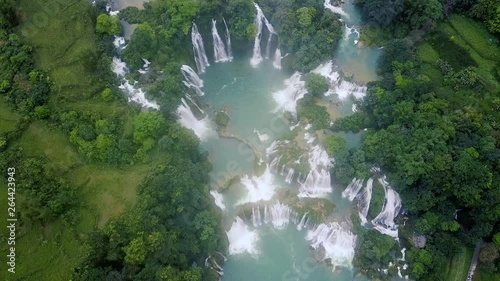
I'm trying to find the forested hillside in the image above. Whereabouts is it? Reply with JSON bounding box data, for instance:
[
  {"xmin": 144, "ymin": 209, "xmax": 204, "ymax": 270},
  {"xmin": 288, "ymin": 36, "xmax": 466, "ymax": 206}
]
[
  {"xmin": 333, "ymin": 0, "xmax": 500, "ymax": 280},
  {"xmin": 0, "ymin": 0, "xmax": 225, "ymax": 280}
]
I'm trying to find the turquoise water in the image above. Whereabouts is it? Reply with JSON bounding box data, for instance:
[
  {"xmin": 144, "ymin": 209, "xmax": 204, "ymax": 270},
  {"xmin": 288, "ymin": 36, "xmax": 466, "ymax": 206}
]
[{"xmin": 187, "ymin": 1, "xmax": 387, "ymax": 280}]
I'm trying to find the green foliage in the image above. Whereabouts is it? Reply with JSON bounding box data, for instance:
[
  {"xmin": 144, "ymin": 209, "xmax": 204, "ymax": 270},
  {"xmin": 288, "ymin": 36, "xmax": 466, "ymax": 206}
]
[
  {"xmin": 215, "ymin": 111, "xmax": 230, "ymax": 129},
  {"xmin": 0, "ymin": 148, "xmax": 77, "ymax": 224},
  {"xmin": 123, "ymin": 23, "xmax": 157, "ymax": 70},
  {"xmin": 493, "ymin": 232, "xmax": 500, "ymax": 248},
  {"xmin": 74, "ymin": 156, "xmax": 223, "ymax": 281},
  {"xmin": 296, "ymin": 7, "xmax": 316, "ymax": 27},
  {"xmin": 305, "ymin": 73, "xmax": 328, "ymax": 97},
  {"xmin": 133, "ymin": 111, "xmax": 166, "ymax": 145},
  {"xmin": 470, "ymin": 0, "xmax": 500, "ymax": 34},
  {"xmin": 428, "ymin": 31, "xmax": 477, "ymax": 70},
  {"xmin": 100, "ymin": 87, "xmax": 113, "ymax": 102},
  {"xmin": 403, "ymin": 0, "xmax": 443, "ymax": 29},
  {"xmin": 225, "ymin": 0, "xmax": 256, "ymax": 40},
  {"xmin": 258, "ymin": 0, "xmax": 342, "ymax": 72},
  {"xmin": 325, "ymin": 135, "xmax": 347, "ymax": 156},
  {"xmin": 354, "ymin": 229, "xmax": 397, "ymax": 277},
  {"xmin": 362, "ymin": 0, "xmax": 404, "ymax": 27},
  {"xmin": 334, "ymin": 14, "xmax": 500, "ymax": 279},
  {"xmin": 297, "ymin": 101, "xmax": 330, "ymax": 131},
  {"xmin": 96, "ymin": 14, "xmax": 122, "ymax": 35}
]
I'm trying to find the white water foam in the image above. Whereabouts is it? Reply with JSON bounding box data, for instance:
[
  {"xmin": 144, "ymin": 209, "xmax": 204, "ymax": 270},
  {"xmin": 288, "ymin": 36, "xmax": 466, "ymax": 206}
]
[
  {"xmin": 251, "ymin": 3, "xmax": 276, "ymax": 66},
  {"xmin": 210, "ymin": 190, "xmax": 226, "ymax": 211},
  {"xmin": 312, "ymin": 61, "xmax": 367, "ymax": 100},
  {"xmin": 306, "ymin": 222, "xmax": 356, "ymax": 269},
  {"xmin": 227, "ymin": 217, "xmax": 260, "ymax": 256},
  {"xmin": 181, "ymin": 65, "xmax": 205, "ymax": 96},
  {"xmin": 191, "ymin": 23, "xmax": 210, "ymax": 73},
  {"xmin": 239, "ymin": 166, "xmax": 276, "ymax": 203},
  {"xmin": 212, "ymin": 19, "xmax": 231, "ymax": 63},
  {"xmin": 177, "ymin": 98, "xmax": 213, "ymax": 139},
  {"xmin": 272, "ymin": 72, "xmax": 307, "ymax": 117},
  {"xmin": 298, "ymin": 144, "xmax": 333, "ymax": 198},
  {"xmin": 323, "ymin": 0, "xmax": 349, "ymax": 19},
  {"xmin": 371, "ymin": 176, "xmax": 402, "ymax": 239}
]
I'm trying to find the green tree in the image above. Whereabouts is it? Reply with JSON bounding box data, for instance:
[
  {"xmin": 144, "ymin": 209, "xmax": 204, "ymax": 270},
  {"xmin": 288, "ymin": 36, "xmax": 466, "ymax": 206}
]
[
  {"xmin": 305, "ymin": 73, "xmax": 329, "ymax": 97},
  {"xmin": 325, "ymin": 135, "xmax": 347, "ymax": 156},
  {"xmin": 133, "ymin": 111, "xmax": 166, "ymax": 144},
  {"xmin": 404, "ymin": 0, "xmax": 443, "ymax": 29},
  {"xmin": 123, "ymin": 23, "xmax": 157, "ymax": 70},
  {"xmin": 362, "ymin": 0, "xmax": 404, "ymax": 27},
  {"xmin": 297, "ymin": 7, "xmax": 316, "ymax": 27},
  {"xmin": 96, "ymin": 14, "xmax": 122, "ymax": 35}
]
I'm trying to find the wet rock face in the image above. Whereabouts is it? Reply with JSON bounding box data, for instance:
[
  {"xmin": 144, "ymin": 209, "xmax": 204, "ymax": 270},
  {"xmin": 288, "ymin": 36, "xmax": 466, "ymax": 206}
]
[{"xmin": 313, "ymin": 244, "xmax": 326, "ymax": 261}]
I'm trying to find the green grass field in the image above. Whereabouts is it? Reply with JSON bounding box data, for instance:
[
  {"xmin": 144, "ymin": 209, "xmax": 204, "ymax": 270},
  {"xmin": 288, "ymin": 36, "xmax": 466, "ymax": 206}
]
[
  {"xmin": 443, "ymin": 245, "xmax": 473, "ymax": 281},
  {"xmin": 0, "ymin": 97, "xmax": 20, "ymax": 134}
]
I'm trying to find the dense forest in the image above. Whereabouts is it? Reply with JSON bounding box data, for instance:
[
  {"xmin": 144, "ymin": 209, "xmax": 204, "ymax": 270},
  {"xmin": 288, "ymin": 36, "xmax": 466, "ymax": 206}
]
[{"xmin": 332, "ymin": 0, "xmax": 500, "ymax": 280}]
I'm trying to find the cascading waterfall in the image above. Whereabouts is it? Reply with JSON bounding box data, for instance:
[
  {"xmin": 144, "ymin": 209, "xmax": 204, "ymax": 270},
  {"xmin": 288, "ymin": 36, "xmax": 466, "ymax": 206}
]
[
  {"xmin": 227, "ymin": 217, "xmax": 260, "ymax": 256},
  {"xmin": 306, "ymin": 222, "xmax": 357, "ymax": 269},
  {"xmin": 298, "ymin": 144, "xmax": 333, "ymax": 198},
  {"xmin": 210, "ymin": 190, "xmax": 226, "ymax": 211},
  {"xmin": 223, "ymin": 18, "xmax": 233, "ymax": 60},
  {"xmin": 191, "ymin": 23, "xmax": 210, "ymax": 73},
  {"xmin": 211, "ymin": 19, "xmax": 231, "ymax": 63},
  {"xmin": 249, "ymin": 202, "xmax": 311, "ymax": 231},
  {"xmin": 268, "ymin": 201, "xmax": 292, "ymax": 229},
  {"xmin": 341, "ymin": 178, "xmax": 364, "ymax": 201},
  {"xmin": 239, "ymin": 166, "xmax": 276, "ymax": 203},
  {"xmin": 181, "ymin": 65, "xmax": 205, "ymax": 96},
  {"xmin": 313, "ymin": 61, "xmax": 367, "ymax": 100},
  {"xmin": 272, "ymin": 72, "xmax": 307, "ymax": 116},
  {"xmin": 273, "ymin": 48, "xmax": 282, "ymax": 69},
  {"xmin": 323, "ymin": 0, "xmax": 349, "ymax": 19},
  {"xmin": 357, "ymin": 178, "xmax": 373, "ymax": 225},
  {"xmin": 251, "ymin": 3, "xmax": 277, "ymax": 66},
  {"xmin": 112, "ymin": 57, "xmax": 159, "ymax": 109},
  {"xmin": 371, "ymin": 176, "xmax": 402, "ymax": 239},
  {"xmin": 177, "ymin": 98, "xmax": 213, "ymax": 139}
]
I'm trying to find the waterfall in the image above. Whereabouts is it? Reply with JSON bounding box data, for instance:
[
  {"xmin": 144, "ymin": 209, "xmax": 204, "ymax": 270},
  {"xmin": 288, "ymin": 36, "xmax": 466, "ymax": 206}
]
[
  {"xmin": 177, "ymin": 98, "xmax": 213, "ymax": 139},
  {"xmin": 210, "ymin": 190, "xmax": 226, "ymax": 211},
  {"xmin": 306, "ymin": 222, "xmax": 357, "ymax": 269},
  {"xmin": 223, "ymin": 18, "xmax": 233, "ymax": 60},
  {"xmin": 285, "ymin": 168, "xmax": 294, "ymax": 183},
  {"xmin": 252, "ymin": 207, "xmax": 262, "ymax": 226},
  {"xmin": 398, "ymin": 248, "xmax": 406, "ymax": 261},
  {"xmin": 341, "ymin": 178, "xmax": 364, "ymax": 201},
  {"xmin": 239, "ymin": 166, "xmax": 276, "ymax": 203},
  {"xmin": 296, "ymin": 213, "xmax": 308, "ymax": 230},
  {"xmin": 251, "ymin": 3, "xmax": 276, "ymax": 66},
  {"xmin": 191, "ymin": 23, "xmax": 210, "ymax": 73},
  {"xmin": 181, "ymin": 65, "xmax": 205, "ymax": 96},
  {"xmin": 272, "ymin": 72, "xmax": 307, "ymax": 117},
  {"xmin": 298, "ymin": 145, "xmax": 333, "ymax": 198},
  {"xmin": 249, "ymin": 202, "xmax": 309, "ymax": 230},
  {"xmin": 273, "ymin": 48, "xmax": 282, "ymax": 69},
  {"xmin": 254, "ymin": 129, "xmax": 270, "ymax": 142},
  {"xmin": 268, "ymin": 202, "xmax": 292, "ymax": 229},
  {"xmin": 357, "ymin": 178, "xmax": 373, "ymax": 225},
  {"xmin": 227, "ymin": 217, "xmax": 260, "ymax": 256},
  {"xmin": 323, "ymin": 0, "xmax": 349, "ymax": 19},
  {"xmin": 111, "ymin": 57, "xmax": 159, "ymax": 109},
  {"xmin": 312, "ymin": 61, "xmax": 367, "ymax": 100},
  {"xmin": 211, "ymin": 19, "xmax": 231, "ymax": 63},
  {"xmin": 371, "ymin": 176, "xmax": 402, "ymax": 239}
]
